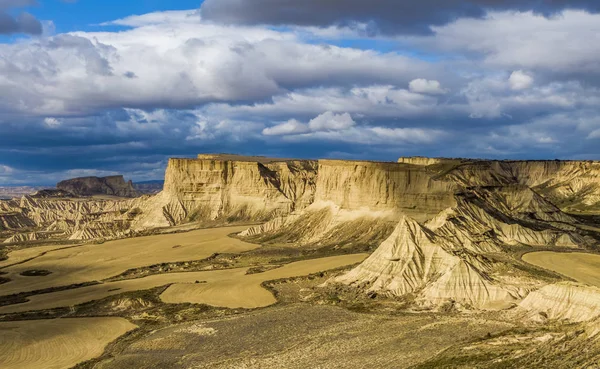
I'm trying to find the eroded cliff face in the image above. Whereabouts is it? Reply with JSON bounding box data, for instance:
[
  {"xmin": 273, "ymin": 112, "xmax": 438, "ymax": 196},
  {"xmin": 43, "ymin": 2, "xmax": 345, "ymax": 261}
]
[
  {"xmin": 4, "ymin": 154, "xmax": 600, "ymax": 317},
  {"xmin": 132, "ymin": 156, "xmax": 318, "ymax": 229},
  {"xmin": 446, "ymin": 160, "xmax": 600, "ymax": 212},
  {"xmin": 329, "ymin": 167, "xmax": 590, "ymax": 309},
  {"xmin": 315, "ymin": 160, "xmax": 456, "ymax": 220},
  {"xmin": 241, "ymin": 159, "xmax": 458, "ymax": 247}
]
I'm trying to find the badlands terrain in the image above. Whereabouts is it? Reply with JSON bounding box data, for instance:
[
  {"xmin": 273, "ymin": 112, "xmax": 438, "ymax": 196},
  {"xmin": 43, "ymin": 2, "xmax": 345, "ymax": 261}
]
[{"xmin": 2, "ymin": 154, "xmax": 600, "ymax": 368}]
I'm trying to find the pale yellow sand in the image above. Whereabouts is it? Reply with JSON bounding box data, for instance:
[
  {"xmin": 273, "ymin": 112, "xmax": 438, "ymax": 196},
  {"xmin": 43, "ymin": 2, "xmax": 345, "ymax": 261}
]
[
  {"xmin": 0, "ymin": 226, "xmax": 256, "ymax": 296},
  {"xmin": 523, "ymin": 251, "xmax": 600, "ymax": 287},
  {"xmin": 0, "ymin": 244, "xmax": 75, "ymax": 268},
  {"xmin": 160, "ymin": 254, "xmax": 368, "ymax": 308},
  {"xmin": 0, "ymin": 317, "xmax": 136, "ymax": 369},
  {"xmin": 0, "ymin": 254, "xmax": 366, "ymax": 313}
]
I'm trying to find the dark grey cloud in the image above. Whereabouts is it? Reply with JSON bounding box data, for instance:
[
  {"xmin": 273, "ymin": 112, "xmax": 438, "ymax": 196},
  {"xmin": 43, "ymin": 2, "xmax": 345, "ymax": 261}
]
[
  {"xmin": 0, "ymin": 11, "xmax": 41, "ymax": 34},
  {"xmin": 0, "ymin": 0, "xmax": 37, "ymax": 9},
  {"xmin": 200, "ymin": 0, "xmax": 600, "ymax": 35},
  {"xmin": 0, "ymin": 0, "xmax": 42, "ymax": 35}
]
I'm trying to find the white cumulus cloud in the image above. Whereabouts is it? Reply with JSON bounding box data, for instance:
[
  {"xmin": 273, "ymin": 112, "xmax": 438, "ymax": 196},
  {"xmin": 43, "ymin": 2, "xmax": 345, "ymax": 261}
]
[
  {"xmin": 408, "ymin": 78, "xmax": 448, "ymax": 94},
  {"xmin": 509, "ymin": 70, "xmax": 534, "ymax": 90},
  {"xmin": 262, "ymin": 119, "xmax": 310, "ymax": 136}
]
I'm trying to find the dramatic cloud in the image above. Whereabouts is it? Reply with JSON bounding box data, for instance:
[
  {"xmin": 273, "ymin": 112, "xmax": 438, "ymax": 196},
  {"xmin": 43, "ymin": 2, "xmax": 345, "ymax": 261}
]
[
  {"xmin": 200, "ymin": 0, "xmax": 600, "ymax": 35},
  {"xmin": 416, "ymin": 10, "xmax": 600, "ymax": 79},
  {"xmin": 0, "ymin": 16, "xmax": 435, "ymax": 117},
  {"xmin": 263, "ymin": 112, "xmax": 355, "ymax": 136},
  {"xmin": 2, "ymin": 6, "xmax": 600, "ymax": 184}
]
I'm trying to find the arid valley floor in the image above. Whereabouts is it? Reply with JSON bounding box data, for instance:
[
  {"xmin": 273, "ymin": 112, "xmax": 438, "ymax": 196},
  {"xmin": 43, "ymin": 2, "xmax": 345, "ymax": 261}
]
[{"xmin": 3, "ymin": 154, "xmax": 600, "ymax": 368}]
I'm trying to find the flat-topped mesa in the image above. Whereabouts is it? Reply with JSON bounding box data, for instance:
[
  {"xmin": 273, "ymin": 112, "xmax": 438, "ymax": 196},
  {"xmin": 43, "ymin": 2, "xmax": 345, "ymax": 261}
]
[
  {"xmin": 158, "ymin": 156, "xmax": 318, "ymax": 224},
  {"xmin": 57, "ymin": 175, "xmax": 139, "ymax": 198}
]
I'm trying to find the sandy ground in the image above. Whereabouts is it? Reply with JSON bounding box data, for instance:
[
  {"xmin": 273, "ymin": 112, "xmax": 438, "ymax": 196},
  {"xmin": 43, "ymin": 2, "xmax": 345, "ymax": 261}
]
[
  {"xmin": 0, "ymin": 226, "xmax": 256, "ymax": 296},
  {"xmin": 0, "ymin": 244, "xmax": 76, "ymax": 268},
  {"xmin": 523, "ymin": 251, "xmax": 600, "ymax": 287},
  {"xmin": 160, "ymin": 254, "xmax": 368, "ymax": 308},
  {"xmin": 0, "ymin": 254, "xmax": 366, "ymax": 313},
  {"xmin": 0, "ymin": 317, "xmax": 136, "ymax": 369}
]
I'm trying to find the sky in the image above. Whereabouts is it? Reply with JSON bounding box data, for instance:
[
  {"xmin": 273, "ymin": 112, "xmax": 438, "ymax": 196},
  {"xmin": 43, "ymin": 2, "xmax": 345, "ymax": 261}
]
[{"xmin": 2, "ymin": 1, "xmax": 600, "ymax": 185}]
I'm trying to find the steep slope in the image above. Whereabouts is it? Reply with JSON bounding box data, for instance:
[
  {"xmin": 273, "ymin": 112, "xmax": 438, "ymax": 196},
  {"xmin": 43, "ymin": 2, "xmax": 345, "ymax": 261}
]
[
  {"xmin": 446, "ymin": 160, "xmax": 600, "ymax": 213},
  {"xmin": 335, "ymin": 216, "xmax": 518, "ymax": 309},
  {"xmin": 0, "ymin": 200, "xmax": 37, "ymax": 231}
]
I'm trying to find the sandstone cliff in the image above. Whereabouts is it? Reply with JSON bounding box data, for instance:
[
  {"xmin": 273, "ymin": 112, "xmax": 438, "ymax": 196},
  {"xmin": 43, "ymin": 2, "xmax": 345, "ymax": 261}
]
[
  {"xmin": 241, "ymin": 159, "xmax": 458, "ymax": 247},
  {"xmin": 446, "ymin": 160, "xmax": 600, "ymax": 213},
  {"xmin": 57, "ymin": 175, "xmax": 140, "ymax": 198},
  {"xmin": 131, "ymin": 155, "xmax": 318, "ymax": 229}
]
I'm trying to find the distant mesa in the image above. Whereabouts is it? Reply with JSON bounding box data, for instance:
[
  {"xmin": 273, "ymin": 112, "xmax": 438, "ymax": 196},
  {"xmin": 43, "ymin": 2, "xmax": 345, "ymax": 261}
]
[{"xmin": 57, "ymin": 175, "xmax": 140, "ymax": 198}]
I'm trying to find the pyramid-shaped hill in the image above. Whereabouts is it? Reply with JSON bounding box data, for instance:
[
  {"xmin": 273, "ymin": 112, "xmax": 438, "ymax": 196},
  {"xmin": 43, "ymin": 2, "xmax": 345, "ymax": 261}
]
[{"xmin": 335, "ymin": 215, "xmax": 518, "ymax": 309}]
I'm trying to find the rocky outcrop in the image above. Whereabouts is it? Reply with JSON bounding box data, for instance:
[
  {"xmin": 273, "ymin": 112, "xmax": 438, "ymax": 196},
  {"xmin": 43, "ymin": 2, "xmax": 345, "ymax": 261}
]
[
  {"xmin": 57, "ymin": 175, "xmax": 140, "ymax": 198},
  {"xmin": 4, "ymin": 155, "xmax": 600, "ymax": 254},
  {"xmin": 241, "ymin": 158, "xmax": 585, "ymax": 252},
  {"xmin": 0, "ymin": 194, "xmax": 147, "ymax": 241},
  {"xmin": 0, "ymin": 200, "xmax": 37, "ymax": 231}
]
